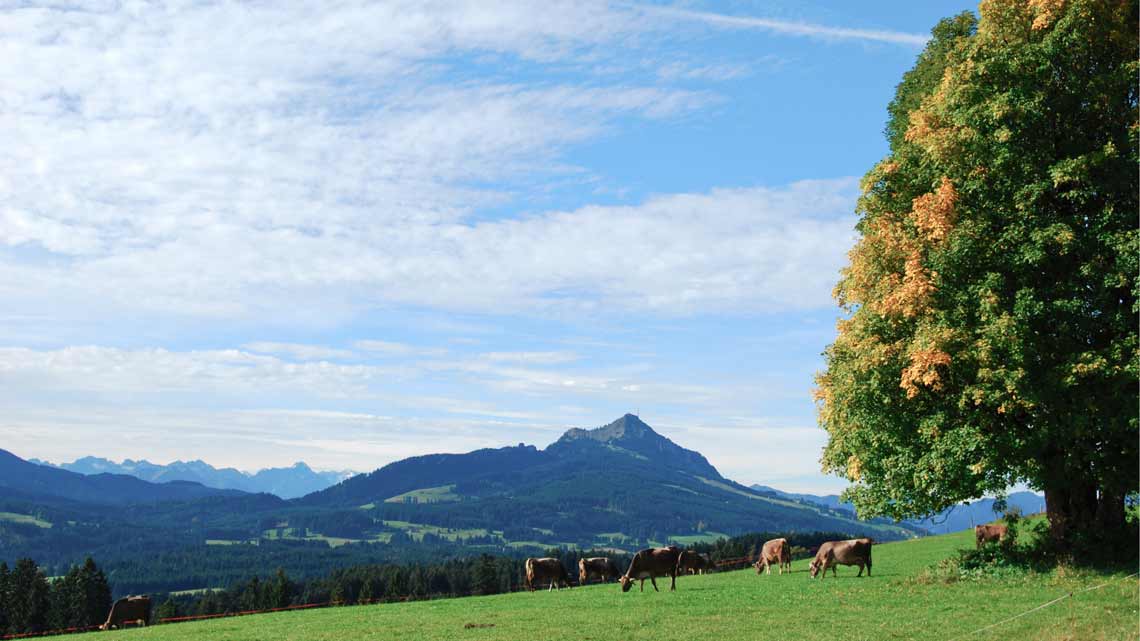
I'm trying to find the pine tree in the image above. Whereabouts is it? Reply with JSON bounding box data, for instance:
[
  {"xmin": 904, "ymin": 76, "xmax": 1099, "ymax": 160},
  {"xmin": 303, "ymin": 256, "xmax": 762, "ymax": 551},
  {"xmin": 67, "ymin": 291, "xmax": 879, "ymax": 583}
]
[
  {"xmin": 78, "ymin": 558, "xmax": 112, "ymax": 628},
  {"xmin": 0, "ymin": 562, "xmax": 10, "ymax": 634},
  {"xmin": 155, "ymin": 598, "xmax": 180, "ymax": 621},
  {"xmin": 8, "ymin": 559, "xmax": 51, "ymax": 634}
]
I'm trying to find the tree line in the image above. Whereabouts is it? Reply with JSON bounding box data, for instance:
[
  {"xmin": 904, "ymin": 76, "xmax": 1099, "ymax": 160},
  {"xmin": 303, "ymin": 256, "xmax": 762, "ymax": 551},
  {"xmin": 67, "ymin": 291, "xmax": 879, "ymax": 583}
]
[
  {"xmin": 0, "ymin": 557, "xmax": 111, "ymax": 635},
  {"xmin": 0, "ymin": 529, "xmax": 852, "ymax": 634}
]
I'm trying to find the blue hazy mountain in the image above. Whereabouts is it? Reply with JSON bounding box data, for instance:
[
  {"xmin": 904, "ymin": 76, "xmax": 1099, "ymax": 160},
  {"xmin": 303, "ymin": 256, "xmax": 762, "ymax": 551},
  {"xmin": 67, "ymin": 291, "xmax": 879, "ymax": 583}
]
[
  {"xmin": 750, "ymin": 484, "xmax": 1045, "ymax": 535},
  {"xmin": 39, "ymin": 456, "xmax": 355, "ymax": 500}
]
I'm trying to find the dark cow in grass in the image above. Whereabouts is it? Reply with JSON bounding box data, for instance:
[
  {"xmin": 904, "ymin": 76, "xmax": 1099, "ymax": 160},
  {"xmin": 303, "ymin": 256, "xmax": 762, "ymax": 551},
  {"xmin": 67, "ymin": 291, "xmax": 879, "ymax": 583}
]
[
  {"xmin": 101, "ymin": 595, "xmax": 151, "ymax": 630},
  {"xmin": 578, "ymin": 557, "xmax": 620, "ymax": 584},
  {"xmin": 526, "ymin": 557, "xmax": 573, "ymax": 591},
  {"xmin": 620, "ymin": 546, "xmax": 681, "ymax": 592},
  {"xmin": 676, "ymin": 550, "xmax": 712, "ymax": 575},
  {"xmin": 754, "ymin": 537, "xmax": 792, "ymax": 575},
  {"xmin": 975, "ymin": 524, "xmax": 1008, "ymax": 548},
  {"xmin": 808, "ymin": 538, "xmax": 873, "ymax": 579}
]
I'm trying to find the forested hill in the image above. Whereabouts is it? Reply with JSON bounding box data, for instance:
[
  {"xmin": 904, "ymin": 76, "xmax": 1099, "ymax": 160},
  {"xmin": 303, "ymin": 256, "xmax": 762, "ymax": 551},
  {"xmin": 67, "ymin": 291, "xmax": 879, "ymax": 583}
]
[{"xmin": 303, "ymin": 414, "xmax": 916, "ymax": 541}]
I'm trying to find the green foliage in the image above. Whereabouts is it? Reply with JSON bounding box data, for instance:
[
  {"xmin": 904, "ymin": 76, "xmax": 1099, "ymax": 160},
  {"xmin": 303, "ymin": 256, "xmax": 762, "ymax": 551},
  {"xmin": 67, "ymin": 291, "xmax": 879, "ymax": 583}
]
[
  {"xmin": 5, "ymin": 558, "xmax": 51, "ymax": 634},
  {"xmin": 817, "ymin": 0, "xmax": 1139, "ymax": 547}
]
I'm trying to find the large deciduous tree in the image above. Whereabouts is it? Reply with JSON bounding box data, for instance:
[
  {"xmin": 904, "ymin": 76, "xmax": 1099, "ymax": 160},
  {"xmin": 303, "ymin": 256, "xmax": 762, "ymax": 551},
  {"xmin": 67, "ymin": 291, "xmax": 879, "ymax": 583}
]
[{"xmin": 816, "ymin": 0, "xmax": 1137, "ymax": 549}]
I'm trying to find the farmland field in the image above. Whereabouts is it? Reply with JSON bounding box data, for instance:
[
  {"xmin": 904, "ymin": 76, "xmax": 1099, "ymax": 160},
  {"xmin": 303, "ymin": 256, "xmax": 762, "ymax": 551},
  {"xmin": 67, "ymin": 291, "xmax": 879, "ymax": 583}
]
[{"xmin": 102, "ymin": 527, "xmax": 1138, "ymax": 641}]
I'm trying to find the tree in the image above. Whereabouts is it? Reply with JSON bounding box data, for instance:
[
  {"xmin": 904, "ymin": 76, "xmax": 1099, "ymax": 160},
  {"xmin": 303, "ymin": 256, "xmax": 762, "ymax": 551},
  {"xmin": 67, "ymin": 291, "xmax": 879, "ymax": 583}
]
[
  {"xmin": 77, "ymin": 558, "xmax": 112, "ymax": 628},
  {"xmin": 816, "ymin": 0, "xmax": 1137, "ymax": 551},
  {"xmin": 7, "ymin": 559, "xmax": 51, "ymax": 633},
  {"xmin": 0, "ymin": 562, "xmax": 10, "ymax": 634},
  {"xmin": 155, "ymin": 597, "xmax": 180, "ymax": 621}
]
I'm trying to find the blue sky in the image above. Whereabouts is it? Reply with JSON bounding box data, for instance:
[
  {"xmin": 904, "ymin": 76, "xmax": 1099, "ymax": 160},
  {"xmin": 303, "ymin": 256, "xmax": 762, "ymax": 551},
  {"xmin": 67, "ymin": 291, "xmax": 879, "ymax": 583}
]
[{"xmin": 1, "ymin": 1, "xmax": 975, "ymax": 493}]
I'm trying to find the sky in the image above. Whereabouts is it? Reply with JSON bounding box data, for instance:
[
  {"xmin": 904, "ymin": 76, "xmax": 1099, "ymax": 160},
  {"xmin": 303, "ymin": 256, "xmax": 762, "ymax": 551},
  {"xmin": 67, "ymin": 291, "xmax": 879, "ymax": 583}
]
[{"xmin": 1, "ymin": 0, "xmax": 977, "ymax": 494}]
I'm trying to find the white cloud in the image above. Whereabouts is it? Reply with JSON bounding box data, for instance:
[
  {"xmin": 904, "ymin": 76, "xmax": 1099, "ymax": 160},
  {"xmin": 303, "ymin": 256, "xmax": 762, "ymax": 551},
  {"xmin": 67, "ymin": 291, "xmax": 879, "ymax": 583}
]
[
  {"xmin": 1, "ymin": 1, "xmax": 863, "ymax": 329},
  {"xmin": 242, "ymin": 342, "xmax": 357, "ymax": 361},
  {"xmin": 481, "ymin": 351, "xmax": 579, "ymax": 364},
  {"xmin": 354, "ymin": 340, "xmax": 448, "ymax": 358}
]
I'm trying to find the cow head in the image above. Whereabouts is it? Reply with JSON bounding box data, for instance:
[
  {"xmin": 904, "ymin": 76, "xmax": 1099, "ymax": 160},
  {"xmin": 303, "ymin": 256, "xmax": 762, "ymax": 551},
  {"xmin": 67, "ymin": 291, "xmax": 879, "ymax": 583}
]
[
  {"xmin": 808, "ymin": 560, "xmax": 820, "ymax": 578},
  {"xmin": 753, "ymin": 561, "xmax": 763, "ymax": 574},
  {"xmin": 619, "ymin": 575, "xmax": 634, "ymax": 592}
]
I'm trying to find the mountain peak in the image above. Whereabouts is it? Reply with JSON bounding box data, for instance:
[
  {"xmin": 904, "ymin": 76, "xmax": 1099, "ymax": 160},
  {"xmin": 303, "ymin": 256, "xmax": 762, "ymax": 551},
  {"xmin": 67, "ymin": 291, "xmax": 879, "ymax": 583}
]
[
  {"xmin": 551, "ymin": 415, "xmax": 722, "ymax": 479},
  {"xmin": 558, "ymin": 413, "xmax": 655, "ymax": 444}
]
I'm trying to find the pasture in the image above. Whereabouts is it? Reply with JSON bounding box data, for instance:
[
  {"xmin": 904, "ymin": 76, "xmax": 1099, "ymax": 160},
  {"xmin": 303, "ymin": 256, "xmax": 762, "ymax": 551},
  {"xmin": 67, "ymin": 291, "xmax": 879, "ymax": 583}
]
[{"xmin": 104, "ymin": 528, "xmax": 1137, "ymax": 641}]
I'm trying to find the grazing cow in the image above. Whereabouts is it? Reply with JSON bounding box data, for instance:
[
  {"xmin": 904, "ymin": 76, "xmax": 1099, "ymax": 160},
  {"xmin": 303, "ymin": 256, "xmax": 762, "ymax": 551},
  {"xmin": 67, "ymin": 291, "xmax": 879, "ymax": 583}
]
[
  {"xmin": 578, "ymin": 557, "xmax": 620, "ymax": 584},
  {"xmin": 100, "ymin": 595, "xmax": 151, "ymax": 630},
  {"xmin": 808, "ymin": 538, "xmax": 873, "ymax": 579},
  {"xmin": 676, "ymin": 550, "xmax": 712, "ymax": 575},
  {"xmin": 525, "ymin": 558, "xmax": 573, "ymax": 591},
  {"xmin": 753, "ymin": 537, "xmax": 792, "ymax": 575},
  {"xmin": 975, "ymin": 524, "xmax": 1009, "ymax": 548},
  {"xmin": 620, "ymin": 546, "xmax": 681, "ymax": 593}
]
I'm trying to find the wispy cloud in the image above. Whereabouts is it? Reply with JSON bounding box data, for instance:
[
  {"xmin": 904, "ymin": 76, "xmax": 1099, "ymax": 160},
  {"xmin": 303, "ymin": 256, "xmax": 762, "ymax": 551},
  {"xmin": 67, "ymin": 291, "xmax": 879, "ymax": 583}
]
[
  {"xmin": 243, "ymin": 342, "xmax": 356, "ymax": 361},
  {"xmin": 639, "ymin": 5, "xmax": 930, "ymax": 47}
]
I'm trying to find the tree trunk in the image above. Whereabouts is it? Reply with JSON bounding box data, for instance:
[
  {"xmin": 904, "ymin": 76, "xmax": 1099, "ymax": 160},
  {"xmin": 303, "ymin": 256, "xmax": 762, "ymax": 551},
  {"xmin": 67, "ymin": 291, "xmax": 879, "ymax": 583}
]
[
  {"xmin": 1096, "ymin": 486, "xmax": 1126, "ymax": 530},
  {"xmin": 1043, "ymin": 484, "xmax": 1072, "ymax": 549}
]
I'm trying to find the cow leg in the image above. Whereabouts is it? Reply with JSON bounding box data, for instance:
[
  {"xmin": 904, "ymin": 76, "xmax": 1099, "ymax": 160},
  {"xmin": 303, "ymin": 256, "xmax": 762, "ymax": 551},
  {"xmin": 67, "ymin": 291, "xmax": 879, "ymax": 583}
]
[
  {"xmin": 650, "ymin": 576, "xmax": 659, "ymax": 592},
  {"xmin": 639, "ymin": 578, "xmax": 645, "ymax": 592},
  {"xmin": 857, "ymin": 563, "xmax": 864, "ymax": 577},
  {"xmin": 669, "ymin": 572, "xmax": 676, "ymax": 592}
]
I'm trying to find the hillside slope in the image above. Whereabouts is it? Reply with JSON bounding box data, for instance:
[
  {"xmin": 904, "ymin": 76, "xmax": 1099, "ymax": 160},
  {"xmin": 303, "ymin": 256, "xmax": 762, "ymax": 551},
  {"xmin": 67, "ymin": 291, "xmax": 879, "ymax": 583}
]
[{"xmin": 104, "ymin": 528, "xmax": 1138, "ymax": 641}]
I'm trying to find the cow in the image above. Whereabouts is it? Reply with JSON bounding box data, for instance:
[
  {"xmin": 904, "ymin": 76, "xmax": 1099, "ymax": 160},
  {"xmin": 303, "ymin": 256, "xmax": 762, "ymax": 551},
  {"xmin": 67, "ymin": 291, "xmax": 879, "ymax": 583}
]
[
  {"xmin": 525, "ymin": 557, "xmax": 573, "ymax": 591},
  {"xmin": 620, "ymin": 546, "xmax": 681, "ymax": 592},
  {"xmin": 676, "ymin": 550, "xmax": 712, "ymax": 575},
  {"xmin": 100, "ymin": 595, "xmax": 151, "ymax": 630},
  {"xmin": 975, "ymin": 524, "xmax": 1008, "ymax": 548},
  {"xmin": 808, "ymin": 538, "xmax": 873, "ymax": 579},
  {"xmin": 753, "ymin": 537, "xmax": 792, "ymax": 575},
  {"xmin": 578, "ymin": 557, "xmax": 620, "ymax": 584}
]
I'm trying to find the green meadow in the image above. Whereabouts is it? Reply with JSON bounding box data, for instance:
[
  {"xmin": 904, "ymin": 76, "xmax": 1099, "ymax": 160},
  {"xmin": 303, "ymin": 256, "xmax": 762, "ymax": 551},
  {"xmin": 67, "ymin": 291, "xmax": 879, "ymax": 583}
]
[{"xmin": 104, "ymin": 528, "xmax": 1137, "ymax": 641}]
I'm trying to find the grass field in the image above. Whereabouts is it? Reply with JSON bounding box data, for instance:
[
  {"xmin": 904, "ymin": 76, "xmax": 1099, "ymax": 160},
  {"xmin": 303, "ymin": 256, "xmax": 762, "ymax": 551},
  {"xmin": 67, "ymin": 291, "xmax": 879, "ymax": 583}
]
[
  {"xmin": 106, "ymin": 528, "xmax": 1137, "ymax": 641},
  {"xmin": 383, "ymin": 485, "xmax": 463, "ymax": 504},
  {"xmin": 0, "ymin": 511, "xmax": 52, "ymax": 528}
]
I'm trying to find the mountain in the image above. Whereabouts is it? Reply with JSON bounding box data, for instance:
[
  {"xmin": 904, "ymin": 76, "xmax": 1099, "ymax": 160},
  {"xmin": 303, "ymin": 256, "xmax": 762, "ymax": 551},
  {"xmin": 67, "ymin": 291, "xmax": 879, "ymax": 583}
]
[
  {"xmin": 750, "ymin": 484, "xmax": 1046, "ymax": 535},
  {"xmin": 0, "ymin": 449, "xmax": 242, "ymax": 505},
  {"xmin": 1, "ymin": 416, "xmax": 921, "ymax": 594},
  {"xmin": 43, "ymin": 456, "xmax": 355, "ymax": 499},
  {"xmin": 307, "ymin": 414, "xmax": 918, "ymax": 543},
  {"xmin": 909, "ymin": 492, "xmax": 1046, "ymax": 534}
]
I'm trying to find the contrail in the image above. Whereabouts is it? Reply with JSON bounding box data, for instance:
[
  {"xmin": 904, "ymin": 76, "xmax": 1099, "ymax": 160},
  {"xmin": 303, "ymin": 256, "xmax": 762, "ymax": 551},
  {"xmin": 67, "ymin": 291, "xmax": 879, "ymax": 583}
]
[{"xmin": 635, "ymin": 4, "xmax": 930, "ymax": 47}]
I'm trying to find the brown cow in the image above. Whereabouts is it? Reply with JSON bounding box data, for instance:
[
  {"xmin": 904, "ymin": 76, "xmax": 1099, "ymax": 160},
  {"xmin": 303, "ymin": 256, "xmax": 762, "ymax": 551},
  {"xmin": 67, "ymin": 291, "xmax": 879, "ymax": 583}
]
[
  {"xmin": 753, "ymin": 537, "xmax": 792, "ymax": 575},
  {"xmin": 100, "ymin": 595, "xmax": 151, "ymax": 630},
  {"xmin": 525, "ymin": 557, "xmax": 573, "ymax": 591},
  {"xmin": 676, "ymin": 550, "xmax": 712, "ymax": 575},
  {"xmin": 975, "ymin": 524, "xmax": 1008, "ymax": 548},
  {"xmin": 808, "ymin": 538, "xmax": 873, "ymax": 579},
  {"xmin": 578, "ymin": 557, "xmax": 620, "ymax": 584},
  {"xmin": 620, "ymin": 546, "xmax": 681, "ymax": 592}
]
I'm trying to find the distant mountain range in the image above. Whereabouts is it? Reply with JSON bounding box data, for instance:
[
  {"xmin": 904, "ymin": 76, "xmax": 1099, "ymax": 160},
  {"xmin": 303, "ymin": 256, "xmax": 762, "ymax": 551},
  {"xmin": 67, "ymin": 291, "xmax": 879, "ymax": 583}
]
[
  {"xmin": 750, "ymin": 484, "xmax": 1045, "ymax": 535},
  {"xmin": 32, "ymin": 456, "xmax": 355, "ymax": 499},
  {"xmin": 0, "ymin": 449, "xmax": 241, "ymax": 505}
]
